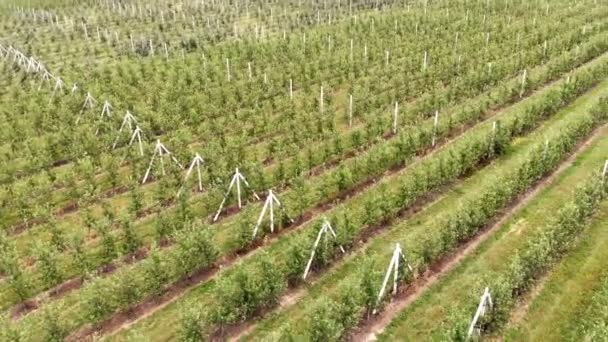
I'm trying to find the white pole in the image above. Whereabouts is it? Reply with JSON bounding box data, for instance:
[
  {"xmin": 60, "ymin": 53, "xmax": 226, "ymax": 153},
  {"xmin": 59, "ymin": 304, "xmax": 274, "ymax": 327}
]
[
  {"xmin": 393, "ymin": 102, "xmax": 399, "ymax": 134},
  {"xmin": 348, "ymin": 94, "xmax": 353, "ymax": 127},
  {"xmin": 128, "ymin": 126, "xmax": 145, "ymax": 156},
  {"xmin": 432, "ymin": 110, "xmax": 439, "ymax": 146},
  {"xmin": 226, "ymin": 58, "xmax": 231, "ymax": 82},
  {"xmin": 467, "ymin": 287, "xmax": 493, "ymax": 339},
  {"xmin": 236, "ymin": 168, "xmax": 242, "ymax": 208},
  {"xmin": 423, "ymin": 51, "xmax": 428, "ymax": 71},
  {"xmin": 289, "ymin": 79, "xmax": 293, "ymax": 100},
  {"xmin": 302, "ymin": 219, "xmax": 345, "ymax": 279},
  {"xmin": 177, "ymin": 153, "xmax": 204, "ymax": 196},
  {"xmin": 602, "ymin": 160, "xmax": 608, "ymax": 179},
  {"xmin": 252, "ymin": 190, "xmax": 284, "ymax": 238},
  {"xmin": 520, "ymin": 69, "xmax": 527, "ymax": 97},
  {"xmin": 213, "ymin": 168, "xmax": 259, "ymax": 222},
  {"xmin": 142, "ymin": 140, "xmax": 183, "ymax": 184},
  {"xmin": 374, "ymin": 243, "xmax": 412, "ymax": 313},
  {"xmin": 320, "ymin": 86, "xmax": 324, "ymax": 114}
]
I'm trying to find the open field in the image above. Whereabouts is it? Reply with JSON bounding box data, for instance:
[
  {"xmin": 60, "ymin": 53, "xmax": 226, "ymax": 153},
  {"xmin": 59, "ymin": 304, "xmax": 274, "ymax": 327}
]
[{"xmin": 0, "ymin": 0, "xmax": 607, "ymax": 341}]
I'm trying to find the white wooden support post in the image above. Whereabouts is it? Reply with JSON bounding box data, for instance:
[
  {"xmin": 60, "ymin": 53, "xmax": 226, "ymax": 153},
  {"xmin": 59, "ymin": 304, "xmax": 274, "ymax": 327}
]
[
  {"xmin": 374, "ymin": 243, "xmax": 412, "ymax": 313},
  {"xmin": 248, "ymin": 62, "xmax": 252, "ymax": 80},
  {"xmin": 252, "ymin": 189, "xmax": 289, "ymax": 238},
  {"xmin": 38, "ymin": 70, "xmax": 51, "ymax": 90},
  {"xmin": 26, "ymin": 57, "xmax": 34, "ymax": 72},
  {"xmin": 520, "ymin": 69, "xmax": 527, "ymax": 98},
  {"xmin": 163, "ymin": 42, "xmax": 169, "ymax": 60},
  {"xmin": 348, "ymin": 94, "xmax": 353, "ymax": 127},
  {"xmin": 289, "ymin": 79, "xmax": 293, "ymax": 100},
  {"xmin": 393, "ymin": 102, "xmax": 399, "ymax": 134},
  {"xmin": 112, "ymin": 111, "xmax": 138, "ymax": 148},
  {"xmin": 177, "ymin": 153, "xmax": 205, "ymax": 196},
  {"xmin": 423, "ymin": 51, "xmax": 428, "ymax": 71},
  {"xmin": 225, "ymin": 58, "xmax": 231, "ymax": 82},
  {"xmin": 213, "ymin": 168, "xmax": 260, "ymax": 221},
  {"xmin": 128, "ymin": 126, "xmax": 145, "ymax": 156},
  {"xmin": 49, "ymin": 77, "xmax": 64, "ymax": 102},
  {"xmin": 385, "ymin": 50, "xmax": 390, "ymax": 66},
  {"xmin": 320, "ymin": 86, "xmax": 324, "ymax": 114},
  {"xmin": 432, "ymin": 110, "xmax": 439, "ymax": 146},
  {"xmin": 95, "ymin": 100, "xmax": 113, "ymax": 135},
  {"xmin": 302, "ymin": 219, "xmax": 345, "ymax": 280},
  {"xmin": 76, "ymin": 92, "xmax": 96, "ymax": 124},
  {"xmin": 466, "ymin": 287, "xmax": 493, "ymax": 339},
  {"xmin": 602, "ymin": 160, "xmax": 608, "ymax": 179},
  {"xmin": 142, "ymin": 139, "xmax": 184, "ymax": 184},
  {"xmin": 129, "ymin": 34, "xmax": 135, "ymax": 53}
]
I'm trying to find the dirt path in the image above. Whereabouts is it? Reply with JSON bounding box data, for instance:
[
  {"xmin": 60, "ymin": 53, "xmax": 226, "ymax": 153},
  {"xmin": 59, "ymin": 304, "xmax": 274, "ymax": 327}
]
[{"xmin": 350, "ymin": 125, "xmax": 606, "ymax": 342}]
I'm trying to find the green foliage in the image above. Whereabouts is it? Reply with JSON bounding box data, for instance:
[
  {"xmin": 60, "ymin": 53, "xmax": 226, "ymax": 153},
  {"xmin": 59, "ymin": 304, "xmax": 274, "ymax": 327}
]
[{"xmin": 120, "ymin": 216, "xmax": 142, "ymax": 255}]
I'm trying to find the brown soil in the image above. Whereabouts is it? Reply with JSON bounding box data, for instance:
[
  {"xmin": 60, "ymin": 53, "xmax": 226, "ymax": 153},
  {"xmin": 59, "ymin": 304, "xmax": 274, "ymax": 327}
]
[
  {"xmin": 49, "ymin": 277, "xmax": 84, "ymax": 299},
  {"xmin": 57, "ymin": 201, "xmax": 79, "ymax": 216},
  {"xmin": 10, "ymin": 299, "xmax": 38, "ymax": 320},
  {"xmin": 66, "ymin": 265, "xmax": 219, "ymax": 342}
]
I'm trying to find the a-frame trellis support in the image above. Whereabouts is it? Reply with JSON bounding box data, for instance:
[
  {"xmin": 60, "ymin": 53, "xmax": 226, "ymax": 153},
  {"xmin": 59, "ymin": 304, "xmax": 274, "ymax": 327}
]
[
  {"xmin": 252, "ymin": 189, "xmax": 292, "ymax": 238},
  {"xmin": 51, "ymin": 77, "xmax": 64, "ymax": 98},
  {"xmin": 213, "ymin": 168, "xmax": 260, "ymax": 221},
  {"xmin": 38, "ymin": 69, "xmax": 52, "ymax": 90},
  {"xmin": 374, "ymin": 243, "xmax": 413, "ymax": 314},
  {"xmin": 466, "ymin": 287, "xmax": 493, "ymax": 339},
  {"xmin": 177, "ymin": 153, "xmax": 205, "ymax": 197},
  {"xmin": 142, "ymin": 139, "xmax": 184, "ymax": 184},
  {"xmin": 95, "ymin": 100, "xmax": 113, "ymax": 135},
  {"xmin": 302, "ymin": 218, "xmax": 345, "ymax": 280},
  {"xmin": 112, "ymin": 111, "xmax": 138, "ymax": 149},
  {"xmin": 127, "ymin": 125, "xmax": 145, "ymax": 156},
  {"xmin": 76, "ymin": 91, "xmax": 96, "ymax": 124}
]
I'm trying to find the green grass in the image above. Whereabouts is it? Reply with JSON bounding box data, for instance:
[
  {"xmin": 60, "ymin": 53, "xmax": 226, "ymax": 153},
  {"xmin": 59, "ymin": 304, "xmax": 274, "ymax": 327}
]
[
  {"xmin": 378, "ymin": 127, "xmax": 608, "ymax": 339},
  {"xmin": 503, "ymin": 203, "xmax": 608, "ymax": 341},
  {"xmin": 111, "ymin": 65, "xmax": 608, "ymax": 342}
]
